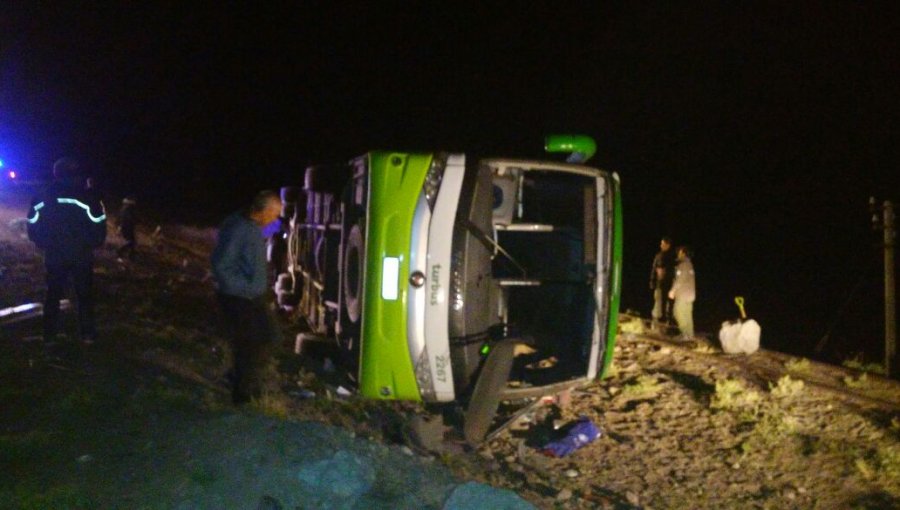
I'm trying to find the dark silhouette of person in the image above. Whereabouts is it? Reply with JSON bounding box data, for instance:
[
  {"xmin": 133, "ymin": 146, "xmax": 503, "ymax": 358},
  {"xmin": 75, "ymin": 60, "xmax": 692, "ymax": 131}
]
[
  {"xmin": 649, "ymin": 236, "xmax": 675, "ymax": 327},
  {"xmin": 116, "ymin": 196, "xmax": 137, "ymax": 261},
  {"xmin": 27, "ymin": 157, "xmax": 107, "ymax": 344}
]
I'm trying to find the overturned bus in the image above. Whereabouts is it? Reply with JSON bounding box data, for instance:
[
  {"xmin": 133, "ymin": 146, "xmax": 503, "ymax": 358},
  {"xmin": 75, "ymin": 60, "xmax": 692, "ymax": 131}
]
[{"xmin": 273, "ymin": 135, "xmax": 622, "ymax": 442}]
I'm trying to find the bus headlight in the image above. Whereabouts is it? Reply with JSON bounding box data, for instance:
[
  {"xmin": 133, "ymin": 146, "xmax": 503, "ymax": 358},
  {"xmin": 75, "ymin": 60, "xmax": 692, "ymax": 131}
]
[
  {"xmin": 381, "ymin": 256, "xmax": 400, "ymax": 300},
  {"xmin": 423, "ymin": 155, "xmax": 446, "ymax": 210}
]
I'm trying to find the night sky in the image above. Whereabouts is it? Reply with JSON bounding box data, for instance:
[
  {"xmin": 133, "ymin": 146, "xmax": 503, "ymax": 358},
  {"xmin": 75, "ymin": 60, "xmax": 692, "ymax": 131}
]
[{"xmin": 2, "ymin": 3, "xmax": 898, "ymax": 363}]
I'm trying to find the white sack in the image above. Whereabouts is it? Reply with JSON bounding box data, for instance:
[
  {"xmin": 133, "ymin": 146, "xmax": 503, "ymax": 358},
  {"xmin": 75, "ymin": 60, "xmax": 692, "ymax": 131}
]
[
  {"xmin": 737, "ymin": 319, "xmax": 761, "ymax": 354},
  {"xmin": 719, "ymin": 319, "xmax": 761, "ymax": 354}
]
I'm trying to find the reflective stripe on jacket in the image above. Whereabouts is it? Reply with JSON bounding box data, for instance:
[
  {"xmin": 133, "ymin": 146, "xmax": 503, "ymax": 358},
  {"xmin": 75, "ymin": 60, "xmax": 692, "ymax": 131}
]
[{"xmin": 27, "ymin": 180, "xmax": 107, "ymax": 265}]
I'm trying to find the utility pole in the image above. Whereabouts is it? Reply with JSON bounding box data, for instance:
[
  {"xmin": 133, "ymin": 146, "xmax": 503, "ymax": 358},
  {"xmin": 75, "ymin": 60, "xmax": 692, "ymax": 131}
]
[{"xmin": 871, "ymin": 198, "xmax": 897, "ymax": 378}]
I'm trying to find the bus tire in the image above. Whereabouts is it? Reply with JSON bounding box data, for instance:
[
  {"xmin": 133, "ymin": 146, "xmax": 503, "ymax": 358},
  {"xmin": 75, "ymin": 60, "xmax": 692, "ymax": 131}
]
[{"xmin": 342, "ymin": 223, "xmax": 364, "ymax": 325}]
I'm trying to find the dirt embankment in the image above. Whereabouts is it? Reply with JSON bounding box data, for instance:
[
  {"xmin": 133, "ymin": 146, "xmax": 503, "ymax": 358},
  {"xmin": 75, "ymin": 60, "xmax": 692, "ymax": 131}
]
[
  {"xmin": 471, "ymin": 320, "xmax": 900, "ymax": 509},
  {"xmin": 2, "ymin": 192, "xmax": 899, "ymax": 509}
]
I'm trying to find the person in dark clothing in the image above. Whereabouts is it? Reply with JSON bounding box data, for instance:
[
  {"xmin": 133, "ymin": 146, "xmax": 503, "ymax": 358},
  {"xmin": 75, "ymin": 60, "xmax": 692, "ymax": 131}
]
[
  {"xmin": 116, "ymin": 197, "xmax": 137, "ymax": 261},
  {"xmin": 211, "ymin": 190, "xmax": 283, "ymax": 404},
  {"xmin": 27, "ymin": 157, "xmax": 107, "ymax": 344},
  {"xmin": 649, "ymin": 236, "xmax": 676, "ymax": 328}
]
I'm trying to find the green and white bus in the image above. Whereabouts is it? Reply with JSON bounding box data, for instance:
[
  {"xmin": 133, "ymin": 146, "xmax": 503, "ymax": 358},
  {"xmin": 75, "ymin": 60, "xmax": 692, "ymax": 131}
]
[{"xmin": 275, "ymin": 135, "xmax": 622, "ymax": 442}]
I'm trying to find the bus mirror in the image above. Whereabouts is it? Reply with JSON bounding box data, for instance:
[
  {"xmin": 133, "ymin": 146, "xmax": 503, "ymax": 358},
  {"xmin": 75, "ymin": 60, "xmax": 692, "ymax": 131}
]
[{"xmin": 544, "ymin": 135, "xmax": 597, "ymax": 163}]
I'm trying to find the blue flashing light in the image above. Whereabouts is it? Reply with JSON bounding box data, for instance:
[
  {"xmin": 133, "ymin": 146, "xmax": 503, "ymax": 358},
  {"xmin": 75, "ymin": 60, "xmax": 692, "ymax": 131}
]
[
  {"xmin": 9, "ymin": 170, "xmax": 16, "ymax": 179},
  {"xmin": 0, "ymin": 159, "xmax": 4, "ymax": 167}
]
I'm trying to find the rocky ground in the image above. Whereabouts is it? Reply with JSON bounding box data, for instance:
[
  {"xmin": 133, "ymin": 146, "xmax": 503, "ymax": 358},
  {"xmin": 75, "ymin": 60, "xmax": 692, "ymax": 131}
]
[
  {"xmin": 1, "ymin": 189, "xmax": 899, "ymax": 509},
  {"xmin": 475, "ymin": 320, "xmax": 900, "ymax": 509}
]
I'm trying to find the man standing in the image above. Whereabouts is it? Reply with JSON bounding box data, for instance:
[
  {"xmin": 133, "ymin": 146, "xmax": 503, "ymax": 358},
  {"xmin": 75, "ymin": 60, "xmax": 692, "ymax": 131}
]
[
  {"xmin": 668, "ymin": 246, "xmax": 696, "ymax": 340},
  {"xmin": 116, "ymin": 196, "xmax": 138, "ymax": 261},
  {"xmin": 27, "ymin": 157, "xmax": 107, "ymax": 344},
  {"xmin": 211, "ymin": 190, "xmax": 283, "ymax": 404},
  {"xmin": 649, "ymin": 236, "xmax": 675, "ymax": 328}
]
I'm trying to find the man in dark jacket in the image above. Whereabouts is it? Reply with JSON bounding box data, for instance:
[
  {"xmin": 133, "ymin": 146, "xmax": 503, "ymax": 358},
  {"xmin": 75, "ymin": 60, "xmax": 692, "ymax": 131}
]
[
  {"xmin": 211, "ymin": 190, "xmax": 283, "ymax": 404},
  {"xmin": 649, "ymin": 236, "xmax": 675, "ymax": 328},
  {"xmin": 27, "ymin": 157, "xmax": 107, "ymax": 344}
]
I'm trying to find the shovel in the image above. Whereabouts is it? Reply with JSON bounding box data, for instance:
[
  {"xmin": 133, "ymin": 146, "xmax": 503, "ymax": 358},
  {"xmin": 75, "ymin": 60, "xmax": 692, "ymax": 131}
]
[{"xmin": 718, "ymin": 296, "xmax": 761, "ymax": 354}]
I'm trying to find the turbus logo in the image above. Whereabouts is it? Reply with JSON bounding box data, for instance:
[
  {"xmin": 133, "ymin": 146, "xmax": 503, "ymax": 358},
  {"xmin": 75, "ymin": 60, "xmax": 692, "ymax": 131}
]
[{"xmin": 430, "ymin": 264, "xmax": 442, "ymax": 305}]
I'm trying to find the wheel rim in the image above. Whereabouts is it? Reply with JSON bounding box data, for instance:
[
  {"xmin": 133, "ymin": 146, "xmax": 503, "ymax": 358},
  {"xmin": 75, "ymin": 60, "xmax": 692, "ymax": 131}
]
[{"xmin": 343, "ymin": 224, "xmax": 363, "ymax": 324}]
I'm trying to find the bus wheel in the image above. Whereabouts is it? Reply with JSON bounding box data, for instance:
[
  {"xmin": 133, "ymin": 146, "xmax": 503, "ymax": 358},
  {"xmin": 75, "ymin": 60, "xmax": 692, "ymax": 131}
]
[
  {"xmin": 339, "ymin": 222, "xmax": 364, "ymax": 372},
  {"xmin": 342, "ymin": 223, "xmax": 364, "ymax": 325}
]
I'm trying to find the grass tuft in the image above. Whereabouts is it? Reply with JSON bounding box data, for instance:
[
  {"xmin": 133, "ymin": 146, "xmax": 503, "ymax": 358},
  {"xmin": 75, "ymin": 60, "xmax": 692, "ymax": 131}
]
[
  {"xmin": 740, "ymin": 408, "xmax": 800, "ymax": 455},
  {"xmin": 621, "ymin": 375, "xmax": 663, "ymax": 398},
  {"xmin": 784, "ymin": 358, "xmax": 811, "ymax": 374},
  {"xmin": 842, "ymin": 356, "xmax": 885, "ymax": 375},
  {"xmin": 876, "ymin": 444, "xmax": 900, "ymax": 493},
  {"xmin": 711, "ymin": 379, "xmax": 762, "ymax": 418},
  {"xmin": 770, "ymin": 375, "xmax": 804, "ymax": 400},
  {"xmin": 843, "ymin": 373, "xmax": 869, "ymax": 389}
]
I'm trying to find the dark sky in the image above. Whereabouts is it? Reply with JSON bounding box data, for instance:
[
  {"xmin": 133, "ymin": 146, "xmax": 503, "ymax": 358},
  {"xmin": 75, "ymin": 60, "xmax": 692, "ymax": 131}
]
[{"xmin": 2, "ymin": 3, "xmax": 898, "ymax": 361}]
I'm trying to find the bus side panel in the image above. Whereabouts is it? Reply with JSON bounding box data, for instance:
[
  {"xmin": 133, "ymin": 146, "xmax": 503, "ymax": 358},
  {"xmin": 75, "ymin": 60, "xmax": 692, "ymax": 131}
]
[
  {"xmin": 359, "ymin": 152, "xmax": 432, "ymax": 400},
  {"xmin": 599, "ymin": 176, "xmax": 623, "ymax": 378}
]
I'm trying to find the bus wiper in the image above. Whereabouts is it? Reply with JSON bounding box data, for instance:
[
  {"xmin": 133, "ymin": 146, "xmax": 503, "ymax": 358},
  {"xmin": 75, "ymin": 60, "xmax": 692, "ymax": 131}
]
[{"xmin": 458, "ymin": 218, "xmax": 527, "ymax": 278}]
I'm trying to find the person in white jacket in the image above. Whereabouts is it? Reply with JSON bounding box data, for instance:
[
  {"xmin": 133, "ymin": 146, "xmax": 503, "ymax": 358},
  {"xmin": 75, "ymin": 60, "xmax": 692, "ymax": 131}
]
[{"xmin": 668, "ymin": 246, "xmax": 696, "ymax": 339}]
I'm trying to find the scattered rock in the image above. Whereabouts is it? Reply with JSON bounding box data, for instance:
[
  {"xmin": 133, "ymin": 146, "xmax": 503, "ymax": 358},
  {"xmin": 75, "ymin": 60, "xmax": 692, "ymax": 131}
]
[{"xmin": 626, "ymin": 491, "xmax": 640, "ymax": 505}]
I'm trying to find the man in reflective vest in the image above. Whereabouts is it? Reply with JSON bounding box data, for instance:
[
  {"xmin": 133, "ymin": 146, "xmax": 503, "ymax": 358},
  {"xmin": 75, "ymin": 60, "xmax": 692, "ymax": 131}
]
[{"xmin": 27, "ymin": 157, "xmax": 107, "ymax": 344}]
